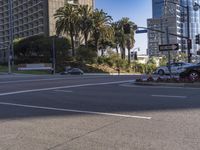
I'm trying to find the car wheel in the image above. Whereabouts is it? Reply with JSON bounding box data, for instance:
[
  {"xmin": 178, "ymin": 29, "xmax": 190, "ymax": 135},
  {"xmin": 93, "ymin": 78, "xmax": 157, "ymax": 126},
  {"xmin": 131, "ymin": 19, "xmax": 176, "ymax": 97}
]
[
  {"xmin": 158, "ymin": 69, "xmax": 165, "ymax": 76},
  {"xmin": 189, "ymin": 71, "xmax": 200, "ymax": 81}
]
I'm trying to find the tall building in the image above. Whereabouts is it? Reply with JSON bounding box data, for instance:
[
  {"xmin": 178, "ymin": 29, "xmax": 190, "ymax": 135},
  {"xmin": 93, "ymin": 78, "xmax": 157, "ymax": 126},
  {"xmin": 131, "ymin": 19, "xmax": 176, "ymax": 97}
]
[
  {"xmin": 0, "ymin": 0, "xmax": 94, "ymax": 62},
  {"xmin": 148, "ymin": 0, "xmax": 200, "ymax": 60},
  {"xmin": 152, "ymin": 0, "xmax": 164, "ymax": 18}
]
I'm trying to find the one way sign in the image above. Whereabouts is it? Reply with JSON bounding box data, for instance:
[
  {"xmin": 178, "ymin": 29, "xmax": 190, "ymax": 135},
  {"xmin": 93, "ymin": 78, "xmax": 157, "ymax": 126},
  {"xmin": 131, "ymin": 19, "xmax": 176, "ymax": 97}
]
[{"xmin": 159, "ymin": 44, "xmax": 179, "ymax": 51}]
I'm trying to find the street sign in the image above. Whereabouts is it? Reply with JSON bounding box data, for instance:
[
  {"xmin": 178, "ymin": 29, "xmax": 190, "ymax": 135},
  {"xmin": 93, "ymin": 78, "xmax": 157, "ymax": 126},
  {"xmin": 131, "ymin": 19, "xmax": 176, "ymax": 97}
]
[
  {"xmin": 159, "ymin": 44, "xmax": 179, "ymax": 51},
  {"xmin": 136, "ymin": 30, "xmax": 148, "ymax": 34}
]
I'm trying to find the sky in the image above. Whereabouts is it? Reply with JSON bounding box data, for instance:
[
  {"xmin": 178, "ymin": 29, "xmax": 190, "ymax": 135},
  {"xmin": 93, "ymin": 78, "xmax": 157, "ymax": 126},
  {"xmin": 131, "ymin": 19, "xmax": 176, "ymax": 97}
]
[{"xmin": 95, "ymin": 0, "xmax": 152, "ymax": 55}]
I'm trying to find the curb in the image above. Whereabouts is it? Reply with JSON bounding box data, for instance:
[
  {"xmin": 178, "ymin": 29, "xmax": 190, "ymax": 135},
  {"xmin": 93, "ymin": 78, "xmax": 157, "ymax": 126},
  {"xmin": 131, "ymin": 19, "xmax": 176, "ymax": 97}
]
[{"xmin": 134, "ymin": 82, "xmax": 200, "ymax": 88}]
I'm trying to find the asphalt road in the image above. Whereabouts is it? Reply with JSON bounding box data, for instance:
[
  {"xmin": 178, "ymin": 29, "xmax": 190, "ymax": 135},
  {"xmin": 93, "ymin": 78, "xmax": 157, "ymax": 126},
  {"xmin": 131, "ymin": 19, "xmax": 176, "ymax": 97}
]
[{"xmin": 0, "ymin": 74, "xmax": 200, "ymax": 150}]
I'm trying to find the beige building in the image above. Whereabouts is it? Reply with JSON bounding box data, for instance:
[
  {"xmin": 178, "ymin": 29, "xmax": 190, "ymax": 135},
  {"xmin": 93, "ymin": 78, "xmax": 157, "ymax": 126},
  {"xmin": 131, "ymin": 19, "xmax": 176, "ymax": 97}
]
[{"xmin": 0, "ymin": 0, "xmax": 94, "ymax": 62}]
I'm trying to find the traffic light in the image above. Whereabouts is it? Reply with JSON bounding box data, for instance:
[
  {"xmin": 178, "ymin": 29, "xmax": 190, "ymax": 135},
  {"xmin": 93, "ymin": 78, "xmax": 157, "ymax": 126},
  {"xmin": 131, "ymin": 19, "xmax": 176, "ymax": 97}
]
[
  {"xmin": 187, "ymin": 39, "xmax": 192, "ymax": 49},
  {"xmin": 123, "ymin": 24, "xmax": 131, "ymax": 34},
  {"xmin": 195, "ymin": 34, "xmax": 200, "ymax": 44},
  {"xmin": 134, "ymin": 52, "xmax": 138, "ymax": 60},
  {"xmin": 131, "ymin": 51, "xmax": 134, "ymax": 58}
]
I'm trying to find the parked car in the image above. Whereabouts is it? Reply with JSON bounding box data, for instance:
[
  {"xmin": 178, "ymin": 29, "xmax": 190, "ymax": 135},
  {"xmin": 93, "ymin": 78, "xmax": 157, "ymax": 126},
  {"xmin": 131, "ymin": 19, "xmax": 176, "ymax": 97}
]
[
  {"xmin": 61, "ymin": 68, "xmax": 84, "ymax": 75},
  {"xmin": 179, "ymin": 63, "xmax": 200, "ymax": 80},
  {"xmin": 156, "ymin": 62, "xmax": 193, "ymax": 76}
]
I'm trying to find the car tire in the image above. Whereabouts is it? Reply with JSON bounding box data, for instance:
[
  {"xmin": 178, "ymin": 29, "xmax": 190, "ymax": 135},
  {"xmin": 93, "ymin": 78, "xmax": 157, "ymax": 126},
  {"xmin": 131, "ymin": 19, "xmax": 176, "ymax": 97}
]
[
  {"xmin": 158, "ymin": 69, "xmax": 165, "ymax": 76},
  {"xmin": 189, "ymin": 71, "xmax": 200, "ymax": 81}
]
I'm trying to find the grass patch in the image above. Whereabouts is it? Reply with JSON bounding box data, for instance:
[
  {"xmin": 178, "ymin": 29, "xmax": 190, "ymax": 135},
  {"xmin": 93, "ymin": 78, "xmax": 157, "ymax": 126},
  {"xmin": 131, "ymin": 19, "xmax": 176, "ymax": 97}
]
[{"xmin": 0, "ymin": 65, "xmax": 8, "ymax": 72}]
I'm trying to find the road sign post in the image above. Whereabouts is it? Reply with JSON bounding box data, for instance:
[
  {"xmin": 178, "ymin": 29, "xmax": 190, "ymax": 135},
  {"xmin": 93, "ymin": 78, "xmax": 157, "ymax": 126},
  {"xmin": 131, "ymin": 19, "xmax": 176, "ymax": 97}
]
[{"xmin": 159, "ymin": 44, "xmax": 179, "ymax": 51}]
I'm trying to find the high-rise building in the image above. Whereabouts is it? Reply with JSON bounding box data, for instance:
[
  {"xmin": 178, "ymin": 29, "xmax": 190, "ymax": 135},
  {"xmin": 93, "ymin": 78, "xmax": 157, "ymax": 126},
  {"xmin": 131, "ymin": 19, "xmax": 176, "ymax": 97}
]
[
  {"xmin": 0, "ymin": 0, "xmax": 94, "ymax": 62},
  {"xmin": 152, "ymin": 0, "xmax": 164, "ymax": 18},
  {"xmin": 148, "ymin": 0, "xmax": 200, "ymax": 60}
]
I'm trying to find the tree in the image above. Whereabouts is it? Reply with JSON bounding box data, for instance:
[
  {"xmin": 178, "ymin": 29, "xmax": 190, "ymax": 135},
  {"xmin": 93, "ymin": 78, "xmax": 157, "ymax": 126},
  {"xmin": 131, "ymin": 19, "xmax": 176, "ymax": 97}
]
[
  {"xmin": 78, "ymin": 5, "xmax": 93, "ymax": 47},
  {"xmin": 14, "ymin": 36, "xmax": 70, "ymax": 64},
  {"xmin": 113, "ymin": 18, "xmax": 137, "ymax": 63},
  {"xmin": 54, "ymin": 3, "xmax": 78, "ymax": 57},
  {"xmin": 91, "ymin": 9, "xmax": 113, "ymax": 52}
]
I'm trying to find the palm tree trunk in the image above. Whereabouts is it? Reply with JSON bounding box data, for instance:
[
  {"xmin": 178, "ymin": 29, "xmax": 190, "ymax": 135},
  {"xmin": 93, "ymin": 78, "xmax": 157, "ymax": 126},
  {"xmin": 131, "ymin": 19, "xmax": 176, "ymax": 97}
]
[
  {"xmin": 95, "ymin": 39, "xmax": 98, "ymax": 52},
  {"xmin": 70, "ymin": 31, "xmax": 75, "ymax": 57},
  {"xmin": 128, "ymin": 48, "xmax": 131, "ymax": 64},
  {"xmin": 70, "ymin": 24, "xmax": 75, "ymax": 57},
  {"xmin": 116, "ymin": 45, "xmax": 119, "ymax": 55},
  {"xmin": 84, "ymin": 32, "xmax": 88, "ymax": 47},
  {"xmin": 122, "ymin": 47, "xmax": 126, "ymax": 59}
]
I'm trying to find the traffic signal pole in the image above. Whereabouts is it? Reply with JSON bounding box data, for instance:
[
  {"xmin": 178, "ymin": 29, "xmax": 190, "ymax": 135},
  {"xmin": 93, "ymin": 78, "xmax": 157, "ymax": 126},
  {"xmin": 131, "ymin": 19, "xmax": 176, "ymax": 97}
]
[
  {"xmin": 166, "ymin": 27, "xmax": 172, "ymax": 77},
  {"xmin": 186, "ymin": 0, "xmax": 191, "ymax": 63}
]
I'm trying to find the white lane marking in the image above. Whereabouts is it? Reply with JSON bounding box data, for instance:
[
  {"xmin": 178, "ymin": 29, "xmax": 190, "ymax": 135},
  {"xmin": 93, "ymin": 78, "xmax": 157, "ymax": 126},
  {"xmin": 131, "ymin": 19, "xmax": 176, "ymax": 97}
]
[
  {"xmin": 120, "ymin": 84, "xmax": 200, "ymax": 90},
  {"xmin": 0, "ymin": 102, "xmax": 151, "ymax": 120},
  {"xmin": 0, "ymin": 80, "xmax": 134, "ymax": 96},
  {"xmin": 0, "ymin": 76, "xmax": 107, "ymax": 84},
  {"xmin": 54, "ymin": 90, "xmax": 73, "ymax": 93},
  {"xmin": 0, "ymin": 77, "xmax": 69, "ymax": 84},
  {"xmin": 152, "ymin": 95, "xmax": 187, "ymax": 99}
]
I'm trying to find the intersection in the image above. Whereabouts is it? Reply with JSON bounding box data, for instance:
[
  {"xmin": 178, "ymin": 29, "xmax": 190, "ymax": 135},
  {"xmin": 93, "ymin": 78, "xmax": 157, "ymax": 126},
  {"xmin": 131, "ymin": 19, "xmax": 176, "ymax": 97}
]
[{"xmin": 0, "ymin": 75, "xmax": 200, "ymax": 150}]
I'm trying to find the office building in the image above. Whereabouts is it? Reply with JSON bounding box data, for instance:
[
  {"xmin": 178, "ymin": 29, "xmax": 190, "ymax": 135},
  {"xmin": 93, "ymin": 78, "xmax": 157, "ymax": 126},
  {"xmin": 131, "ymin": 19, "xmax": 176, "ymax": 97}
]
[
  {"xmin": 148, "ymin": 0, "xmax": 200, "ymax": 59},
  {"xmin": 0, "ymin": 0, "xmax": 94, "ymax": 62}
]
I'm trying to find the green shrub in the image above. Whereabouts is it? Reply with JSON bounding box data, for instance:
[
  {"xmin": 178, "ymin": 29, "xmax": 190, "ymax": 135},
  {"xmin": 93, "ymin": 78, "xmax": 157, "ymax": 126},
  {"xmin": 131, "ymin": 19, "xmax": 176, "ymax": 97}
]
[{"xmin": 76, "ymin": 45, "xmax": 97, "ymax": 64}]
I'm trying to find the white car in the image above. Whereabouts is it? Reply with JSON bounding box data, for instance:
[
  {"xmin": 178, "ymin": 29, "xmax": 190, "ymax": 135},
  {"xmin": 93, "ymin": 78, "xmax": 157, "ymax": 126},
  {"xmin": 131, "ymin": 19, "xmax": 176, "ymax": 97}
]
[{"xmin": 156, "ymin": 62, "xmax": 193, "ymax": 75}]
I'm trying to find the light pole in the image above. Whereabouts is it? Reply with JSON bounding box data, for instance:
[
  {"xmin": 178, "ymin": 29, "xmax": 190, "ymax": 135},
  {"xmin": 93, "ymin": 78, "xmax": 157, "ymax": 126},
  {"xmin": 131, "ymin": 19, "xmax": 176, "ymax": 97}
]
[
  {"xmin": 8, "ymin": 0, "xmax": 14, "ymax": 74},
  {"xmin": 52, "ymin": 36, "xmax": 56, "ymax": 75},
  {"xmin": 52, "ymin": 35, "xmax": 63, "ymax": 75}
]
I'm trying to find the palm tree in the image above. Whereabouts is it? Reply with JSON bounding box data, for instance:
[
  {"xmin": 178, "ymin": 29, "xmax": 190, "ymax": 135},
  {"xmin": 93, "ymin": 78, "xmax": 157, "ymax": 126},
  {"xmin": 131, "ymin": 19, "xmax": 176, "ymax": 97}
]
[
  {"xmin": 78, "ymin": 5, "xmax": 93, "ymax": 47},
  {"xmin": 92, "ymin": 9, "xmax": 113, "ymax": 52},
  {"xmin": 112, "ymin": 21, "xmax": 122, "ymax": 55},
  {"xmin": 113, "ymin": 18, "xmax": 137, "ymax": 62},
  {"xmin": 54, "ymin": 4, "xmax": 78, "ymax": 57}
]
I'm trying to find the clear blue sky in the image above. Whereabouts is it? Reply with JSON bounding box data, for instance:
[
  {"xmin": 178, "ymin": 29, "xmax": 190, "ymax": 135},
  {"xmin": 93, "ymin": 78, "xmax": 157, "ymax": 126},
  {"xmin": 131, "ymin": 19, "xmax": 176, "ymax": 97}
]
[{"xmin": 95, "ymin": 0, "xmax": 152, "ymax": 54}]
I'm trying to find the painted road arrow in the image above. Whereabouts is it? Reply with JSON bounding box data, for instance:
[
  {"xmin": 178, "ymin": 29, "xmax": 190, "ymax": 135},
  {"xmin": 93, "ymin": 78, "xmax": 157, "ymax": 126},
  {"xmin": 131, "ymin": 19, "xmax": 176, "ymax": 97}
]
[{"xmin": 159, "ymin": 44, "xmax": 179, "ymax": 51}]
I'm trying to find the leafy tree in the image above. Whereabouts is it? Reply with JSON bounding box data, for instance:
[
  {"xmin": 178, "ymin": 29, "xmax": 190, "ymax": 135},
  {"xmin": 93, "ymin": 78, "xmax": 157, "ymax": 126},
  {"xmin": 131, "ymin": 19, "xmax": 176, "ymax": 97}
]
[
  {"xmin": 54, "ymin": 3, "xmax": 78, "ymax": 57},
  {"xmin": 91, "ymin": 9, "xmax": 113, "ymax": 52},
  {"xmin": 76, "ymin": 44, "xmax": 97, "ymax": 63},
  {"xmin": 78, "ymin": 5, "xmax": 93, "ymax": 46},
  {"xmin": 14, "ymin": 36, "xmax": 70, "ymax": 64},
  {"xmin": 113, "ymin": 18, "xmax": 137, "ymax": 62}
]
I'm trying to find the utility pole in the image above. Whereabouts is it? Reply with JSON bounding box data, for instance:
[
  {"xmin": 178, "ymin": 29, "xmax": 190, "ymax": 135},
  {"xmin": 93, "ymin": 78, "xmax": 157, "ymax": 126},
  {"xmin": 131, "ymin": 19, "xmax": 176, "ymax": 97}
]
[
  {"xmin": 186, "ymin": 0, "xmax": 191, "ymax": 63},
  {"xmin": 8, "ymin": 0, "xmax": 14, "ymax": 74},
  {"xmin": 52, "ymin": 36, "xmax": 56, "ymax": 75},
  {"xmin": 166, "ymin": 27, "xmax": 172, "ymax": 78}
]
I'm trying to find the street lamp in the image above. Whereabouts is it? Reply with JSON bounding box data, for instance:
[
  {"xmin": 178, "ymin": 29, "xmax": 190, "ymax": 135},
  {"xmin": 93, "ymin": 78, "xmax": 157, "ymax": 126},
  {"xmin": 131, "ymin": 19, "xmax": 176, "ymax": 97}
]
[
  {"xmin": 52, "ymin": 35, "xmax": 63, "ymax": 75},
  {"xmin": 8, "ymin": 0, "xmax": 14, "ymax": 74},
  {"xmin": 52, "ymin": 36, "xmax": 56, "ymax": 75}
]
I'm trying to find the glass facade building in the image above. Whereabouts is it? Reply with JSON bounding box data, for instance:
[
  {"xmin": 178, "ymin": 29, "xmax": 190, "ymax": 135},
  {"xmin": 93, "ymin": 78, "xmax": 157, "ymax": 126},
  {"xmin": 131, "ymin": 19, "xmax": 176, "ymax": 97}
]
[
  {"xmin": 149, "ymin": 0, "xmax": 200, "ymax": 60},
  {"xmin": 152, "ymin": 0, "xmax": 164, "ymax": 18}
]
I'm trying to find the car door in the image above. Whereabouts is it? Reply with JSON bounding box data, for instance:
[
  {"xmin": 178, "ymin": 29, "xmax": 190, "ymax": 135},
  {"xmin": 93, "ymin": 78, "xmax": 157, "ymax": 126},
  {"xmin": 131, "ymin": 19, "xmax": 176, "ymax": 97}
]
[
  {"xmin": 170, "ymin": 63, "xmax": 178, "ymax": 74},
  {"xmin": 176, "ymin": 63, "xmax": 183, "ymax": 74}
]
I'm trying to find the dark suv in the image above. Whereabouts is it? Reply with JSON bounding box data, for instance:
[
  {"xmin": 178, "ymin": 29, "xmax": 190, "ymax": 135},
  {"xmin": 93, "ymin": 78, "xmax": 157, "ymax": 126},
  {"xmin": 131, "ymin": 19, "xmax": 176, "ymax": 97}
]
[{"xmin": 179, "ymin": 63, "xmax": 200, "ymax": 80}]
